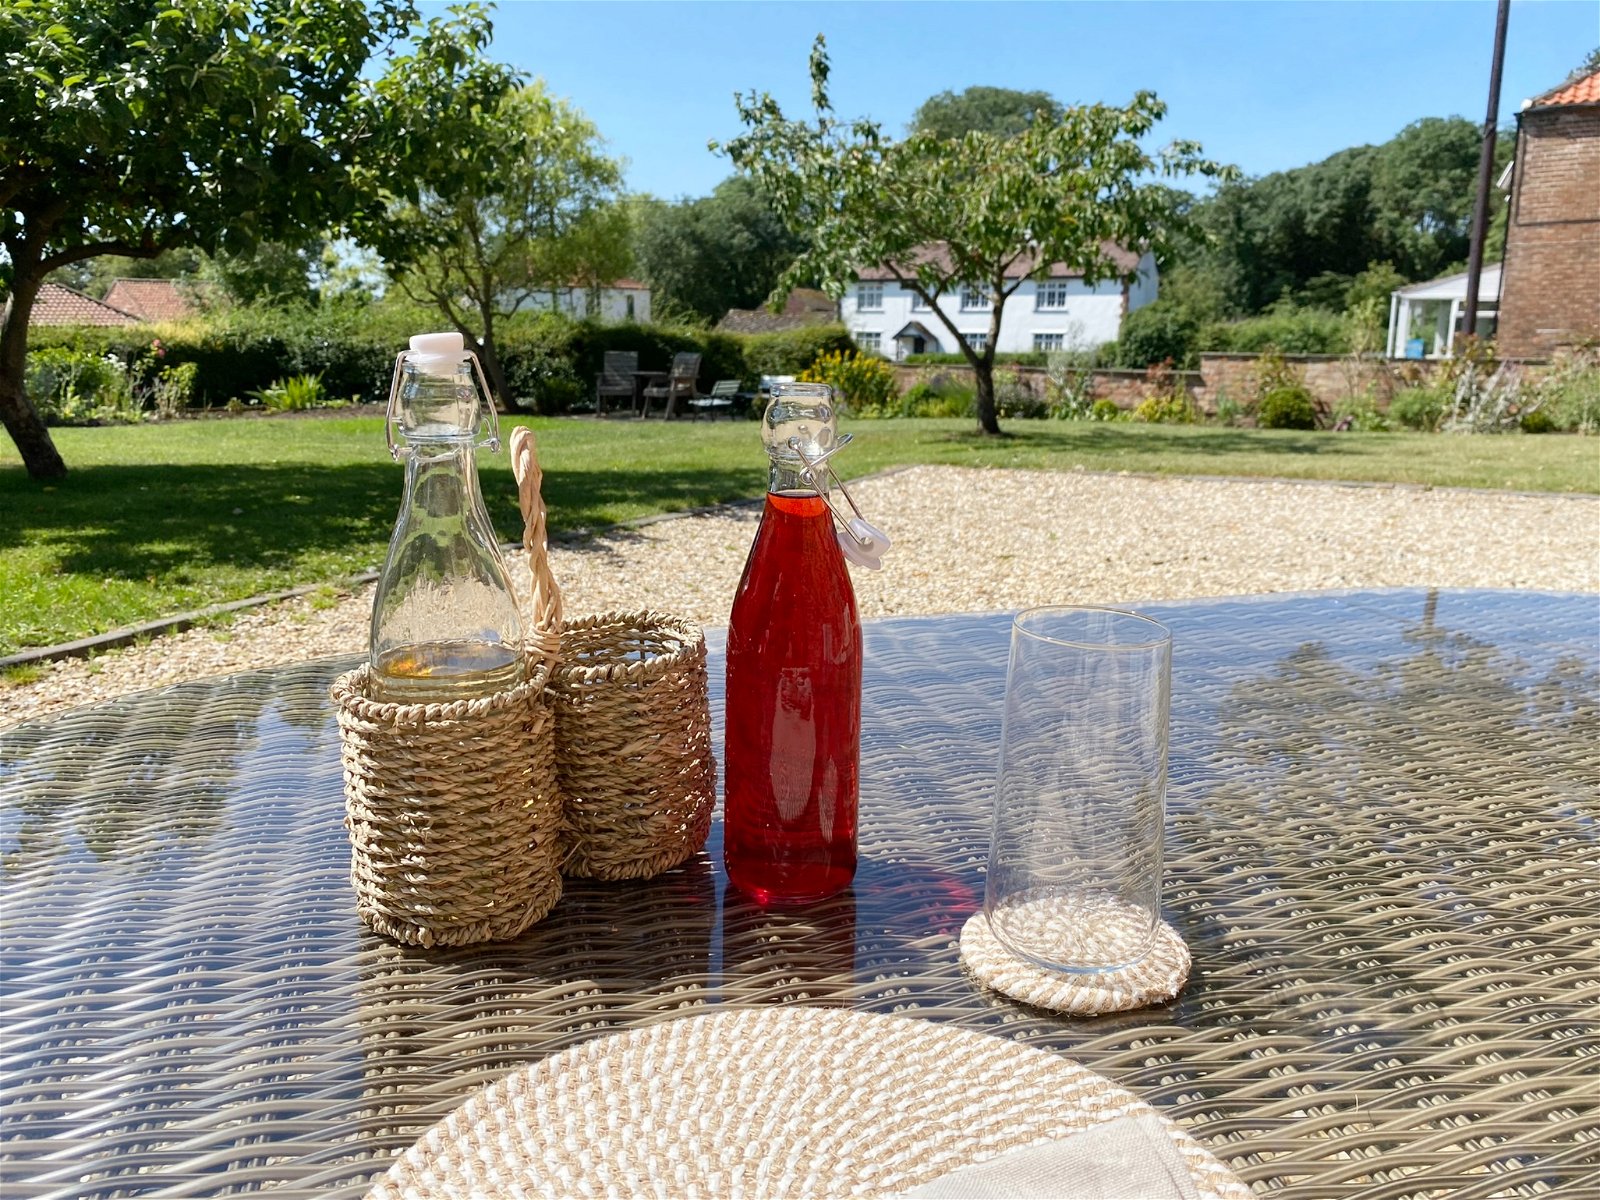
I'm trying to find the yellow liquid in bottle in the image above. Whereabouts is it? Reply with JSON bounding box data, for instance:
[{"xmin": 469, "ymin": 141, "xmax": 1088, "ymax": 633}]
[{"xmin": 372, "ymin": 640, "xmax": 525, "ymax": 702}]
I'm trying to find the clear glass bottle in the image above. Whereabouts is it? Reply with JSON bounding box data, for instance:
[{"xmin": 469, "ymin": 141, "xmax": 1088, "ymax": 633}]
[
  {"xmin": 369, "ymin": 332, "xmax": 526, "ymax": 703},
  {"xmin": 723, "ymin": 383, "xmax": 863, "ymax": 905}
]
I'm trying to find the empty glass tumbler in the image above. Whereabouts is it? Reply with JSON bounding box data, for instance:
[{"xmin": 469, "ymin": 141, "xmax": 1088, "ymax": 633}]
[{"xmin": 983, "ymin": 606, "xmax": 1172, "ymax": 973}]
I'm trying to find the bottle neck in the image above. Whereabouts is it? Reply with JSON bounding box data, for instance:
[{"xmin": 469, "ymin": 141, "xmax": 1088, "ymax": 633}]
[
  {"xmin": 402, "ymin": 441, "xmax": 480, "ymax": 521},
  {"xmin": 768, "ymin": 457, "xmax": 824, "ymax": 497}
]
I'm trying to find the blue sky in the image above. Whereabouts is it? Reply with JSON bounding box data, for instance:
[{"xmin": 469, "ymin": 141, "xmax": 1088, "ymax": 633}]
[{"xmin": 438, "ymin": 0, "xmax": 1596, "ymax": 199}]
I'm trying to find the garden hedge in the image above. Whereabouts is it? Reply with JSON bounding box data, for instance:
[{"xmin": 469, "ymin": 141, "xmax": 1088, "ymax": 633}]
[{"xmin": 27, "ymin": 307, "xmax": 860, "ymax": 415}]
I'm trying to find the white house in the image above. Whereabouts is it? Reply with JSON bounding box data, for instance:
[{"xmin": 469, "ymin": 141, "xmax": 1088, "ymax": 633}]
[
  {"xmin": 839, "ymin": 243, "xmax": 1157, "ymax": 358},
  {"xmin": 511, "ymin": 278, "xmax": 652, "ymax": 324},
  {"xmin": 1385, "ymin": 264, "xmax": 1501, "ymax": 360}
]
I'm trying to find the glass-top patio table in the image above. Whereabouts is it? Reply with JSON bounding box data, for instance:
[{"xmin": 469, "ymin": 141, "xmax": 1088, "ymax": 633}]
[{"xmin": 2, "ymin": 589, "xmax": 1595, "ymax": 1199}]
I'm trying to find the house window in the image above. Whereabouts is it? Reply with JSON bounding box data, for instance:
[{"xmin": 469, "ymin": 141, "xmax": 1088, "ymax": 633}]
[
  {"xmin": 856, "ymin": 331, "xmax": 882, "ymax": 353},
  {"xmin": 1033, "ymin": 333, "xmax": 1065, "ymax": 350},
  {"xmin": 857, "ymin": 282, "xmax": 884, "ymax": 311},
  {"xmin": 910, "ymin": 291, "xmax": 931, "ymax": 311},
  {"xmin": 964, "ymin": 332, "xmax": 988, "ymax": 350},
  {"xmin": 625, "ymin": 294, "xmax": 635, "ymax": 321},
  {"xmin": 960, "ymin": 285, "xmax": 991, "ymax": 311},
  {"xmin": 1036, "ymin": 280, "xmax": 1071, "ymax": 310}
]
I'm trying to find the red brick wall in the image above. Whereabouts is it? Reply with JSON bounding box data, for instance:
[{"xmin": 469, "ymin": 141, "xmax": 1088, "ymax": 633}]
[{"xmin": 1497, "ymin": 105, "xmax": 1600, "ymax": 358}]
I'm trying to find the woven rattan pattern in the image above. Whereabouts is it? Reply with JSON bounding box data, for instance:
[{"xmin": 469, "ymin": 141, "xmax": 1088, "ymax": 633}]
[
  {"xmin": 2, "ymin": 591, "xmax": 1595, "ymax": 1198},
  {"xmin": 330, "ymin": 662, "xmax": 562, "ymax": 947},
  {"xmin": 553, "ymin": 610, "xmax": 716, "ymax": 880}
]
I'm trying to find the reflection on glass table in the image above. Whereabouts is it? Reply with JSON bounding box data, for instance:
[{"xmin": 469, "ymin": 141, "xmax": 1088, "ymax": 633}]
[{"xmin": 2, "ymin": 589, "xmax": 1595, "ymax": 1199}]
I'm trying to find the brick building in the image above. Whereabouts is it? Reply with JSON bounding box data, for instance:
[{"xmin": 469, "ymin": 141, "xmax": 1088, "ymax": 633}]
[{"xmin": 1495, "ymin": 69, "xmax": 1600, "ymax": 358}]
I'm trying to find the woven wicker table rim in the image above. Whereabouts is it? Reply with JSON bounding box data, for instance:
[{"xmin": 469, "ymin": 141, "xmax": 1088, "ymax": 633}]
[{"xmin": 1, "ymin": 589, "xmax": 1595, "ymax": 1200}]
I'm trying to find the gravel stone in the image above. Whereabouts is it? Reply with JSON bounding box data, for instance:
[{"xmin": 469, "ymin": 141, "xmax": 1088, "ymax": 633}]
[{"xmin": 3, "ymin": 466, "xmax": 1595, "ymax": 729}]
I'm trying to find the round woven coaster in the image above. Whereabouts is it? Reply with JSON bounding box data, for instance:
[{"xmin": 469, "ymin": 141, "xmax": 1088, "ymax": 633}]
[
  {"xmin": 960, "ymin": 909, "xmax": 1191, "ymax": 1014},
  {"xmin": 371, "ymin": 1007, "xmax": 1246, "ymax": 1200}
]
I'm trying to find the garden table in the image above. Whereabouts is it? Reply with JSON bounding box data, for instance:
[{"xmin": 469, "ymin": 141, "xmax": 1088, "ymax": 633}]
[{"xmin": 2, "ymin": 589, "xmax": 1596, "ymax": 1199}]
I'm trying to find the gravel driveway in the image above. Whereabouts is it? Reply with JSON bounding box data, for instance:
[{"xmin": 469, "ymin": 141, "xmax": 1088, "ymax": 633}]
[{"xmin": 3, "ymin": 465, "xmax": 1596, "ymax": 729}]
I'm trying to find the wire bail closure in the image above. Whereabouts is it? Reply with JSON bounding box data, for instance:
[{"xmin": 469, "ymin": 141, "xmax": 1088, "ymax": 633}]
[
  {"xmin": 384, "ymin": 349, "xmax": 503, "ymax": 462},
  {"xmin": 789, "ymin": 433, "xmax": 892, "ymax": 571}
]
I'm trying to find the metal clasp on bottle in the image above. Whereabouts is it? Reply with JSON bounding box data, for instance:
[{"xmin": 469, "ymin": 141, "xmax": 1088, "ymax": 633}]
[
  {"xmin": 789, "ymin": 433, "xmax": 892, "ymax": 570},
  {"xmin": 384, "ymin": 349, "xmax": 504, "ymax": 462}
]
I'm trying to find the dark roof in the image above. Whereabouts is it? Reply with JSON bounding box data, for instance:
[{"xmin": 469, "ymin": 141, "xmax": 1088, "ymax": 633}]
[
  {"xmin": 891, "ymin": 321, "xmax": 941, "ymax": 341},
  {"xmin": 1525, "ymin": 69, "xmax": 1600, "ymax": 112},
  {"xmin": 716, "ymin": 287, "xmax": 837, "ymax": 333},
  {"xmin": 855, "ymin": 241, "xmax": 1142, "ymax": 282},
  {"xmin": 29, "ymin": 283, "xmax": 139, "ymax": 327},
  {"xmin": 101, "ymin": 278, "xmax": 196, "ymax": 322}
]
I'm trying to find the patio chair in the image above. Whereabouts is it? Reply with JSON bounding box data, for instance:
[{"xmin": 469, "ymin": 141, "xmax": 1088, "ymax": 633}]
[
  {"xmin": 687, "ymin": 379, "xmax": 741, "ymax": 420},
  {"xmin": 641, "ymin": 352, "xmax": 701, "ymax": 419},
  {"xmin": 595, "ymin": 351, "xmax": 637, "ymax": 416}
]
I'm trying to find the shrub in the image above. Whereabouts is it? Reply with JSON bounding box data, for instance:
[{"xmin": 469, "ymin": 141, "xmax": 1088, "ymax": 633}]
[
  {"xmin": 1533, "ymin": 345, "xmax": 1600, "ymax": 434},
  {"xmin": 1257, "ymin": 386, "xmax": 1317, "ymax": 430},
  {"xmin": 1212, "ymin": 388, "xmax": 1247, "ymax": 427},
  {"xmin": 741, "ymin": 324, "xmax": 856, "ymax": 381},
  {"xmin": 1131, "ymin": 361, "xmax": 1197, "ymax": 424},
  {"xmin": 993, "ymin": 369, "xmax": 1047, "ymax": 419},
  {"xmin": 902, "ymin": 351, "xmax": 1050, "ymax": 367},
  {"xmin": 24, "ymin": 346, "xmax": 139, "ymax": 424},
  {"xmin": 1044, "ymin": 354, "xmax": 1096, "ymax": 420},
  {"xmin": 1331, "ymin": 392, "xmax": 1391, "ymax": 432},
  {"xmin": 798, "ymin": 350, "xmax": 897, "ymax": 414},
  {"xmin": 1115, "ymin": 301, "xmax": 1197, "ymax": 369},
  {"xmin": 1133, "ymin": 391, "xmax": 1197, "ymax": 424},
  {"xmin": 1520, "ymin": 407, "xmax": 1557, "ymax": 434},
  {"xmin": 1200, "ymin": 307, "xmax": 1350, "ymax": 356},
  {"xmin": 251, "ymin": 373, "xmax": 328, "ymax": 412},
  {"xmin": 1389, "ymin": 385, "xmax": 1450, "ymax": 432},
  {"xmin": 1090, "ymin": 398, "xmax": 1123, "ymax": 422},
  {"xmin": 144, "ymin": 361, "xmax": 200, "ymax": 419}
]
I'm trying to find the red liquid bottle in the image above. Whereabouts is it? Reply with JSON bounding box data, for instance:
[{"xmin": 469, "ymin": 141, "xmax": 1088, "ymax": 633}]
[{"xmin": 724, "ymin": 385, "xmax": 862, "ymax": 905}]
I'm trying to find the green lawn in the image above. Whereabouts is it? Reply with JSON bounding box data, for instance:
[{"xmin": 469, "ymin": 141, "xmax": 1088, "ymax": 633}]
[{"xmin": 2, "ymin": 414, "xmax": 1596, "ymax": 656}]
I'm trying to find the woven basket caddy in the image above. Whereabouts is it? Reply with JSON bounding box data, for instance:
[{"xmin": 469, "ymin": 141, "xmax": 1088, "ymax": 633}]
[
  {"xmin": 551, "ymin": 609, "xmax": 716, "ymax": 880},
  {"xmin": 508, "ymin": 428, "xmax": 714, "ymax": 881},
  {"xmin": 330, "ymin": 664, "xmax": 562, "ymax": 948}
]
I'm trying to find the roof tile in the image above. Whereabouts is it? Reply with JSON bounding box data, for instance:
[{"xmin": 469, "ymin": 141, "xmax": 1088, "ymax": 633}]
[
  {"xmin": 101, "ymin": 279, "xmax": 196, "ymax": 322},
  {"xmin": 29, "ymin": 283, "xmax": 138, "ymax": 327},
  {"xmin": 1528, "ymin": 69, "xmax": 1600, "ymax": 110}
]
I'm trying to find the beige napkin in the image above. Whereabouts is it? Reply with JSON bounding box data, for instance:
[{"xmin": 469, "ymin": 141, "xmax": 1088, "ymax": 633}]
[{"xmin": 901, "ymin": 1113, "xmax": 1202, "ymax": 1200}]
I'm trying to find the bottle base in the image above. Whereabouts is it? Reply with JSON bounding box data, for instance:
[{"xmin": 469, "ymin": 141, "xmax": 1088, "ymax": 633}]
[{"xmin": 726, "ymin": 864, "xmax": 855, "ymax": 908}]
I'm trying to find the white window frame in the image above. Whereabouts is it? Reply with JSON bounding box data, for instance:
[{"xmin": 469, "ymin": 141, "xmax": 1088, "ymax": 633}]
[
  {"xmin": 857, "ymin": 282, "xmax": 884, "ymax": 311},
  {"xmin": 1033, "ymin": 332, "xmax": 1065, "ymax": 351},
  {"xmin": 960, "ymin": 285, "xmax": 991, "ymax": 311},
  {"xmin": 1036, "ymin": 280, "xmax": 1072, "ymax": 310},
  {"xmin": 964, "ymin": 332, "xmax": 989, "ymax": 350},
  {"xmin": 910, "ymin": 290, "xmax": 931, "ymax": 311},
  {"xmin": 856, "ymin": 331, "xmax": 882, "ymax": 353}
]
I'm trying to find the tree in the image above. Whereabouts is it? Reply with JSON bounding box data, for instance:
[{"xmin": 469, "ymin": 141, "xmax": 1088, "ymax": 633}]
[
  {"xmin": 1170, "ymin": 117, "xmax": 1514, "ymax": 319},
  {"xmin": 0, "ymin": 0, "xmax": 516, "ymax": 478},
  {"xmin": 362, "ymin": 82, "xmax": 628, "ymax": 410},
  {"xmin": 716, "ymin": 37, "xmax": 1229, "ymax": 434},
  {"xmin": 909, "ymin": 86, "xmax": 1065, "ymax": 139},
  {"xmin": 633, "ymin": 176, "xmax": 808, "ymax": 323}
]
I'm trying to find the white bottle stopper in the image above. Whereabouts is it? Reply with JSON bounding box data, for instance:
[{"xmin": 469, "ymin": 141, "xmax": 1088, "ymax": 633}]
[
  {"xmin": 838, "ymin": 517, "xmax": 891, "ymax": 571},
  {"xmin": 408, "ymin": 331, "xmax": 466, "ymax": 375}
]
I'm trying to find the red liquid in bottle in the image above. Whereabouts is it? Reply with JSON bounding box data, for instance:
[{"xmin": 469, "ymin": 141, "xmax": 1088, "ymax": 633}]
[{"xmin": 724, "ymin": 491, "xmax": 862, "ymax": 905}]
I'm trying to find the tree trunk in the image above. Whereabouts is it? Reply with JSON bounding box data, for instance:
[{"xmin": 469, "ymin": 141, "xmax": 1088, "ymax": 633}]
[
  {"xmin": 973, "ymin": 361, "xmax": 1001, "ymax": 435},
  {"xmin": 0, "ymin": 272, "xmax": 67, "ymax": 479}
]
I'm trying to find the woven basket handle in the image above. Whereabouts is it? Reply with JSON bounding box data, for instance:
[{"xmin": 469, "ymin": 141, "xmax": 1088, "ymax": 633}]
[{"xmin": 510, "ymin": 425, "xmax": 563, "ymax": 669}]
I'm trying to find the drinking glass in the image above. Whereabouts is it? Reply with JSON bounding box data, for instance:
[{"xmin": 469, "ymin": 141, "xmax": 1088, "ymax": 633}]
[{"xmin": 983, "ymin": 606, "xmax": 1172, "ymax": 973}]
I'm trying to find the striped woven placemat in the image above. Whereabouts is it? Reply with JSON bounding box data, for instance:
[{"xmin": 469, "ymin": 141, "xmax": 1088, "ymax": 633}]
[{"xmin": 370, "ymin": 1006, "xmax": 1245, "ymax": 1199}]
